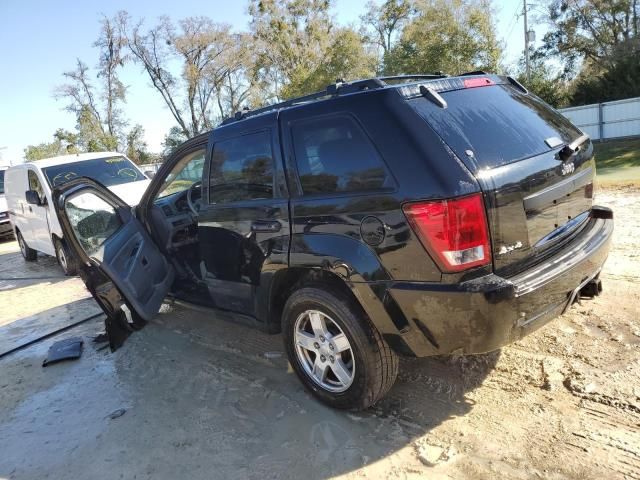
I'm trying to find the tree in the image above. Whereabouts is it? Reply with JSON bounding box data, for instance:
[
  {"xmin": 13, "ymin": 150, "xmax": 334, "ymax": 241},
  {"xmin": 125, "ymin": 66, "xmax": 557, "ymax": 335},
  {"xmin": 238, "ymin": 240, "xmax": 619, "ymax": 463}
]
[
  {"xmin": 249, "ymin": 0, "xmax": 375, "ymax": 100},
  {"xmin": 121, "ymin": 12, "xmax": 252, "ymax": 136},
  {"xmin": 125, "ymin": 124, "xmax": 153, "ymax": 164},
  {"xmin": 360, "ymin": 0, "xmax": 413, "ymax": 73},
  {"xmin": 515, "ymin": 58, "xmax": 571, "ymax": 108},
  {"xmin": 24, "ymin": 129, "xmax": 79, "ymax": 161},
  {"xmin": 537, "ymin": 0, "xmax": 639, "ymax": 76},
  {"xmin": 383, "ymin": 0, "xmax": 502, "ymax": 75},
  {"xmin": 162, "ymin": 126, "xmax": 189, "ymax": 156}
]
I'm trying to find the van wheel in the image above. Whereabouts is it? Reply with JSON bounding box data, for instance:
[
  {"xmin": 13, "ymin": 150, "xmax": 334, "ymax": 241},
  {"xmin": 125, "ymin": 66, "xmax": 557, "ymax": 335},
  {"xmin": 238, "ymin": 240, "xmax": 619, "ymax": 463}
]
[
  {"xmin": 54, "ymin": 238, "xmax": 78, "ymax": 276},
  {"xmin": 17, "ymin": 231, "xmax": 37, "ymax": 261},
  {"xmin": 282, "ymin": 287, "xmax": 398, "ymax": 410}
]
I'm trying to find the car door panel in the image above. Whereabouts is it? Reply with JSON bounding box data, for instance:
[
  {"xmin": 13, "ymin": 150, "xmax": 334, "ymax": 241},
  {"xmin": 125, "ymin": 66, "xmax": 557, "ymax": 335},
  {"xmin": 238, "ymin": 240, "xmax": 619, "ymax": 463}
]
[{"xmin": 52, "ymin": 177, "xmax": 173, "ymax": 347}]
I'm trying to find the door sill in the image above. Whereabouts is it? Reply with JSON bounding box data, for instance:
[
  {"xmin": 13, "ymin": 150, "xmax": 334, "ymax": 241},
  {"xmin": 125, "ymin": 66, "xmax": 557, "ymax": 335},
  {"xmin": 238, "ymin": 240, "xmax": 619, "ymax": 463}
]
[{"xmin": 164, "ymin": 295, "xmax": 266, "ymax": 332}]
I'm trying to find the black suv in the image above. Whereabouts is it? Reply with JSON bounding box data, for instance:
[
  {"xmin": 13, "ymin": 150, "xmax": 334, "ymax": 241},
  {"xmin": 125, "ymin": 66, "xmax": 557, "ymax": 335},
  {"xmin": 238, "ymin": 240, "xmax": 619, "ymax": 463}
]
[{"xmin": 53, "ymin": 73, "xmax": 613, "ymax": 410}]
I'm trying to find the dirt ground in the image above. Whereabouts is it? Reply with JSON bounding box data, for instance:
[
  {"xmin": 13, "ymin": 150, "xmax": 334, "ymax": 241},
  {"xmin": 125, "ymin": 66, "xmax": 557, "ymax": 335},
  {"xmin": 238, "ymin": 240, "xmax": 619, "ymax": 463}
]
[{"xmin": 0, "ymin": 185, "xmax": 638, "ymax": 480}]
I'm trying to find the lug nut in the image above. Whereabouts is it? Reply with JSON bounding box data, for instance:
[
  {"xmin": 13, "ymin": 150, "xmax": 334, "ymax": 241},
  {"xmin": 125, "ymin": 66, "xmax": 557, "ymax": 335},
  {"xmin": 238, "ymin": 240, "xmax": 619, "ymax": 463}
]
[
  {"xmin": 329, "ymin": 356, "xmax": 335, "ymax": 363},
  {"xmin": 320, "ymin": 336, "xmax": 325, "ymax": 343},
  {"xmin": 329, "ymin": 344, "xmax": 334, "ymax": 351},
  {"xmin": 320, "ymin": 355, "xmax": 326, "ymax": 362},
  {"xmin": 313, "ymin": 342, "xmax": 320, "ymax": 349}
]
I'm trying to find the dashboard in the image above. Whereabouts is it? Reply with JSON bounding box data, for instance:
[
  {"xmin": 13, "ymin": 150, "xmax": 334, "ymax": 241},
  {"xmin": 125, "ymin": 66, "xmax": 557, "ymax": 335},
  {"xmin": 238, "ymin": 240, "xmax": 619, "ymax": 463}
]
[{"xmin": 151, "ymin": 190, "xmax": 198, "ymax": 250}]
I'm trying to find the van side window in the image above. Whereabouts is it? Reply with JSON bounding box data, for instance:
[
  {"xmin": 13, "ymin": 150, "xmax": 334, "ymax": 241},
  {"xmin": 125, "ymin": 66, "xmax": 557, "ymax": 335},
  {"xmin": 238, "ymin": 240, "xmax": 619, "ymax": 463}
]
[
  {"xmin": 290, "ymin": 116, "xmax": 391, "ymax": 195},
  {"xmin": 209, "ymin": 131, "xmax": 274, "ymax": 204},
  {"xmin": 28, "ymin": 170, "xmax": 44, "ymax": 200}
]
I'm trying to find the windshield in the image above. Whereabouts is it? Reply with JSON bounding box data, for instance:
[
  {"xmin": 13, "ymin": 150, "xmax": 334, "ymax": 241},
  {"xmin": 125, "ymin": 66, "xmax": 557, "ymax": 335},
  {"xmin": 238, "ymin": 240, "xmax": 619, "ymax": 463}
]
[
  {"xmin": 0, "ymin": 170, "xmax": 5, "ymax": 195},
  {"xmin": 409, "ymin": 84, "xmax": 582, "ymax": 170},
  {"xmin": 43, "ymin": 156, "xmax": 146, "ymax": 188}
]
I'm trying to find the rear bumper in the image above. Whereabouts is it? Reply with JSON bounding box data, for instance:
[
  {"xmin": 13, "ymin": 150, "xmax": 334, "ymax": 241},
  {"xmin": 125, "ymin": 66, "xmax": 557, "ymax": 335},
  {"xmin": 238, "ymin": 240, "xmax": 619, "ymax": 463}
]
[
  {"xmin": 378, "ymin": 215, "xmax": 613, "ymax": 357},
  {"xmin": 0, "ymin": 219, "xmax": 13, "ymax": 237}
]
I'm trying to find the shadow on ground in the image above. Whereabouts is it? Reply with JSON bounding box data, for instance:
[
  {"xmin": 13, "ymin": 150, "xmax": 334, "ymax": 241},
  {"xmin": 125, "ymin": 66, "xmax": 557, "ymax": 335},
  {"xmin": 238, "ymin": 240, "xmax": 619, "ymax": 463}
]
[{"xmin": 0, "ymin": 302, "xmax": 499, "ymax": 480}]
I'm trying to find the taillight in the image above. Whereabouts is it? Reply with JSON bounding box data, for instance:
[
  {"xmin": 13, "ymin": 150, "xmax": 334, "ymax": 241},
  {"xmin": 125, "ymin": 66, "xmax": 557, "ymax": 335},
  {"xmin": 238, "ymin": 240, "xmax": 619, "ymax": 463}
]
[{"xmin": 403, "ymin": 193, "xmax": 491, "ymax": 273}]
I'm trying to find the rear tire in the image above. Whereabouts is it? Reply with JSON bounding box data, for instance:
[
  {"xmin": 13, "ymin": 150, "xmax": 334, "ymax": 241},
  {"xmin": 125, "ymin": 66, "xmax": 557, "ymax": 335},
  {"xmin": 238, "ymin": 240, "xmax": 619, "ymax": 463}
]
[
  {"xmin": 282, "ymin": 286, "xmax": 398, "ymax": 410},
  {"xmin": 54, "ymin": 237, "xmax": 78, "ymax": 276},
  {"xmin": 17, "ymin": 231, "xmax": 37, "ymax": 261}
]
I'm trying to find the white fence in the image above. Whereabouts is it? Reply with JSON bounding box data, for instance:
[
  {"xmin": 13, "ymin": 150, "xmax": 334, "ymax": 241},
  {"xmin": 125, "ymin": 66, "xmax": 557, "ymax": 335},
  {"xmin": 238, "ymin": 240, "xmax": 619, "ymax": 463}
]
[{"xmin": 559, "ymin": 97, "xmax": 640, "ymax": 141}]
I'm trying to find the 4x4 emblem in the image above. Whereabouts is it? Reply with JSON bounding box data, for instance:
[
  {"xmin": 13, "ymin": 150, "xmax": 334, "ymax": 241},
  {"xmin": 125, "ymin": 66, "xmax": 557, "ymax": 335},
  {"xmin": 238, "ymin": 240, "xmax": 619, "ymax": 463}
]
[{"xmin": 561, "ymin": 162, "xmax": 575, "ymax": 176}]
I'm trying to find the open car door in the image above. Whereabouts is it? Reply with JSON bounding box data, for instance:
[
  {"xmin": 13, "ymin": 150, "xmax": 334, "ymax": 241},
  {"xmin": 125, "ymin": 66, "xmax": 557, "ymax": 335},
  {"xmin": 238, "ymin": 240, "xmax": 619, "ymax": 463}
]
[{"xmin": 52, "ymin": 177, "xmax": 174, "ymax": 350}]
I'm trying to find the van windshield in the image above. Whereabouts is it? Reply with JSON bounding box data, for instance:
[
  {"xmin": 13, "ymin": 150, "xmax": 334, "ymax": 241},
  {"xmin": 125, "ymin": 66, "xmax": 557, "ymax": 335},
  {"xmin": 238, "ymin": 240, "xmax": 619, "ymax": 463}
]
[
  {"xmin": 0, "ymin": 170, "xmax": 5, "ymax": 194},
  {"xmin": 408, "ymin": 84, "xmax": 582, "ymax": 170},
  {"xmin": 43, "ymin": 156, "xmax": 146, "ymax": 188}
]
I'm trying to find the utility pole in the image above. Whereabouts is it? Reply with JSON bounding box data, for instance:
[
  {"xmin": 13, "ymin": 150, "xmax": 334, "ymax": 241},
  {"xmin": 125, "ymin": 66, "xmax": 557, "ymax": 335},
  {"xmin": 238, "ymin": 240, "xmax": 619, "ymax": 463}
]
[{"xmin": 524, "ymin": 0, "xmax": 530, "ymax": 83}]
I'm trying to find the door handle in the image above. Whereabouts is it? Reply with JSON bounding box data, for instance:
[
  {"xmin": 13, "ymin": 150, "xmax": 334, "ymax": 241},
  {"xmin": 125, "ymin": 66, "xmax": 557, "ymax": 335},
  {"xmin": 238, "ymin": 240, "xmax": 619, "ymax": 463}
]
[{"xmin": 251, "ymin": 220, "xmax": 281, "ymax": 233}]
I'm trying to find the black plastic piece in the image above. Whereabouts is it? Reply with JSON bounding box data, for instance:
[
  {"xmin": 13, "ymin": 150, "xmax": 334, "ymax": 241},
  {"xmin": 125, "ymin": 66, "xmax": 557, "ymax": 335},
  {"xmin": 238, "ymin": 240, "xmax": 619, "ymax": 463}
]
[
  {"xmin": 42, "ymin": 337, "xmax": 83, "ymax": 367},
  {"xmin": 591, "ymin": 205, "xmax": 614, "ymax": 220}
]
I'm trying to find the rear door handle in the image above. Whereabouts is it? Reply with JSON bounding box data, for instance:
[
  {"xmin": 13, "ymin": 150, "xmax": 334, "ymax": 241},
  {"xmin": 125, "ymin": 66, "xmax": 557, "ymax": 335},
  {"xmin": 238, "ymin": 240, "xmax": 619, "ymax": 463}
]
[{"xmin": 251, "ymin": 220, "xmax": 281, "ymax": 233}]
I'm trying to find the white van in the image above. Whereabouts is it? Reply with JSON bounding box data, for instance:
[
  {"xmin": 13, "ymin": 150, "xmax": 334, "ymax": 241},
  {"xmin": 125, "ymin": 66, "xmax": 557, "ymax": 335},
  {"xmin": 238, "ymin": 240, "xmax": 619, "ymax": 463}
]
[
  {"xmin": 5, "ymin": 152, "xmax": 151, "ymax": 275},
  {"xmin": 0, "ymin": 165, "xmax": 12, "ymax": 239}
]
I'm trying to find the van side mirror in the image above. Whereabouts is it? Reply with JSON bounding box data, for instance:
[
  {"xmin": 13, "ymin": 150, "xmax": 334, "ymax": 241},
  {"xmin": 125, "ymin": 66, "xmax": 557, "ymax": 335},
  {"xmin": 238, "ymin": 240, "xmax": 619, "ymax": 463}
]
[{"xmin": 25, "ymin": 190, "xmax": 43, "ymax": 206}]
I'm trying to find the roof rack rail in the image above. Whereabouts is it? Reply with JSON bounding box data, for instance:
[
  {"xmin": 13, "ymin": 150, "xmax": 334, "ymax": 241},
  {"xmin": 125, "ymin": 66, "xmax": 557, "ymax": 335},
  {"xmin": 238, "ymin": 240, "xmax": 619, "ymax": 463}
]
[
  {"xmin": 378, "ymin": 74, "xmax": 449, "ymax": 84},
  {"xmin": 221, "ymin": 74, "xmax": 455, "ymax": 125},
  {"xmin": 459, "ymin": 70, "xmax": 488, "ymax": 76},
  {"xmin": 222, "ymin": 78, "xmax": 386, "ymax": 125}
]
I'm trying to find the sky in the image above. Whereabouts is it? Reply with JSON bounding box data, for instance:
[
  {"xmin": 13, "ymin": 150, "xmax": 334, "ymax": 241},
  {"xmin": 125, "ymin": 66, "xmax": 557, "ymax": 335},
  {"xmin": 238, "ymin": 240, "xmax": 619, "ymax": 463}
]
[{"xmin": 0, "ymin": 0, "xmax": 538, "ymax": 165}]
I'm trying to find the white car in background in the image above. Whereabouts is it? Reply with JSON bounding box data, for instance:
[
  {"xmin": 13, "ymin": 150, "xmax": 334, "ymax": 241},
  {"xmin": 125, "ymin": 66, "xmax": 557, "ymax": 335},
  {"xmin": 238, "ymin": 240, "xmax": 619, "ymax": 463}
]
[
  {"xmin": 0, "ymin": 165, "xmax": 12, "ymax": 239},
  {"xmin": 5, "ymin": 152, "xmax": 150, "ymax": 275}
]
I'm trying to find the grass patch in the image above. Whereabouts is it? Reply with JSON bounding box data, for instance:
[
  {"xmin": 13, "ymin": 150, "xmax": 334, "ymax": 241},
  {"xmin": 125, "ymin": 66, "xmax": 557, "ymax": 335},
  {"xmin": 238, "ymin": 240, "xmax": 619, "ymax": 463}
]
[
  {"xmin": 593, "ymin": 137, "xmax": 640, "ymax": 169},
  {"xmin": 593, "ymin": 137, "xmax": 640, "ymax": 185}
]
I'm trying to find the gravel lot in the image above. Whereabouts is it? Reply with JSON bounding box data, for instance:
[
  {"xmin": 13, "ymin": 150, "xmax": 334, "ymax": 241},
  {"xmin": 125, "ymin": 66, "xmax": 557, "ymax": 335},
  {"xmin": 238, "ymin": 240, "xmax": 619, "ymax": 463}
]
[{"xmin": 0, "ymin": 185, "xmax": 638, "ymax": 480}]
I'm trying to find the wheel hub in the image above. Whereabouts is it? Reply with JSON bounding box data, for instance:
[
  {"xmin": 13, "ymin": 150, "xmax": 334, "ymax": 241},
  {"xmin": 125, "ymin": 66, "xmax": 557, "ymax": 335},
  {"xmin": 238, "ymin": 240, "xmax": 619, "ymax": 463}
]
[{"xmin": 293, "ymin": 309, "xmax": 355, "ymax": 393}]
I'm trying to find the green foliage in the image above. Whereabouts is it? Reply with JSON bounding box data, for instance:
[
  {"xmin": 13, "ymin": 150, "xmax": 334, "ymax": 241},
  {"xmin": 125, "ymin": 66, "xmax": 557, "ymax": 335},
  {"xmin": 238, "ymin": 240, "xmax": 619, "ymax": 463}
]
[
  {"xmin": 537, "ymin": 0, "xmax": 639, "ymax": 76},
  {"xmin": 249, "ymin": 0, "xmax": 375, "ymax": 100},
  {"xmin": 23, "ymin": 129, "xmax": 79, "ymax": 161},
  {"xmin": 516, "ymin": 57, "xmax": 570, "ymax": 108},
  {"xmin": 569, "ymin": 44, "xmax": 640, "ymax": 105},
  {"xmin": 383, "ymin": 0, "xmax": 502, "ymax": 76},
  {"xmin": 162, "ymin": 126, "xmax": 189, "ymax": 157},
  {"xmin": 126, "ymin": 124, "xmax": 152, "ymax": 165}
]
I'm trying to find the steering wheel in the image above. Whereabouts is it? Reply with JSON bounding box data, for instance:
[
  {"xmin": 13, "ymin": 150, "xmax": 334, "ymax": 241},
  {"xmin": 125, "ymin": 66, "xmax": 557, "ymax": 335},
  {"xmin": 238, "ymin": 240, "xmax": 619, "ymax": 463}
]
[{"xmin": 186, "ymin": 181, "xmax": 202, "ymax": 216}]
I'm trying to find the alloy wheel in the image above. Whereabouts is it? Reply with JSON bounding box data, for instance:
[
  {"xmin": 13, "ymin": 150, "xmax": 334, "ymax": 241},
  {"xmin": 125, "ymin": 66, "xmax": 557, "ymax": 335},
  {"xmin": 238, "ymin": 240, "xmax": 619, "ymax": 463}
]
[{"xmin": 293, "ymin": 309, "xmax": 355, "ymax": 393}]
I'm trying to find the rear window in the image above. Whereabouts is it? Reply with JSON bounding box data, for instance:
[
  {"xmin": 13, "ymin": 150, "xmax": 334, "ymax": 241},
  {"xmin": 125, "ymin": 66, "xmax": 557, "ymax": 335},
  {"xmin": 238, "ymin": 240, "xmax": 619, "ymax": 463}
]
[
  {"xmin": 43, "ymin": 156, "xmax": 146, "ymax": 188},
  {"xmin": 408, "ymin": 84, "xmax": 582, "ymax": 169}
]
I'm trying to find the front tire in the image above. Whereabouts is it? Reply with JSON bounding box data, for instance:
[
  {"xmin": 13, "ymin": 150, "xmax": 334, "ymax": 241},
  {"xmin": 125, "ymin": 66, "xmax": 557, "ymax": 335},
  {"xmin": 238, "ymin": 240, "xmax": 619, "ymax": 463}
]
[
  {"xmin": 282, "ymin": 286, "xmax": 398, "ymax": 410},
  {"xmin": 54, "ymin": 237, "xmax": 78, "ymax": 276},
  {"xmin": 17, "ymin": 231, "xmax": 37, "ymax": 261}
]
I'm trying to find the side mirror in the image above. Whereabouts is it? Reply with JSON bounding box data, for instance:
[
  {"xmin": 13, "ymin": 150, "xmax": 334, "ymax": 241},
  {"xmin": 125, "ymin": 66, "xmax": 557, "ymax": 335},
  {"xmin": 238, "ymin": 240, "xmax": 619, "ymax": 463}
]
[{"xmin": 25, "ymin": 190, "xmax": 43, "ymax": 206}]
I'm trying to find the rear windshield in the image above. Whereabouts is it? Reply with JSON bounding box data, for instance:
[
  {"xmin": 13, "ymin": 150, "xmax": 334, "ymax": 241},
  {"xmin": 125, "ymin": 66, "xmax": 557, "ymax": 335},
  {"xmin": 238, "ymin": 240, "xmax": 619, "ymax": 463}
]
[
  {"xmin": 408, "ymin": 84, "xmax": 582, "ymax": 169},
  {"xmin": 43, "ymin": 156, "xmax": 146, "ymax": 188},
  {"xmin": 0, "ymin": 170, "xmax": 4, "ymax": 194}
]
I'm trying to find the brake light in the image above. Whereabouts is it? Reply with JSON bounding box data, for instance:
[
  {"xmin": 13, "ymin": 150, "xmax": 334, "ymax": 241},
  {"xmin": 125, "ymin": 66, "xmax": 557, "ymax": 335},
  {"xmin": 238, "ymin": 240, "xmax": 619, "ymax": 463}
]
[
  {"xmin": 463, "ymin": 77, "xmax": 495, "ymax": 88},
  {"xmin": 403, "ymin": 193, "xmax": 491, "ymax": 273}
]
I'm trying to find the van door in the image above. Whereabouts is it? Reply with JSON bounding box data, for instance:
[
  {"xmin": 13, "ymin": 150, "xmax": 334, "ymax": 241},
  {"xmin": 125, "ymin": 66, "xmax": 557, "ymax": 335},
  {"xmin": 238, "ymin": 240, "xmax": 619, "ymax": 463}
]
[
  {"xmin": 52, "ymin": 177, "xmax": 174, "ymax": 349},
  {"xmin": 26, "ymin": 169, "xmax": 54, "ymax": 255}
]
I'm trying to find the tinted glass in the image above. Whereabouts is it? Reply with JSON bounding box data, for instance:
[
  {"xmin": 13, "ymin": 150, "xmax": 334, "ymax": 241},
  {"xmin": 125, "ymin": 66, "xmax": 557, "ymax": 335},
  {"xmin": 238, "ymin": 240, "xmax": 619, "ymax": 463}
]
[
  {"xmin": 291, "ymin": 116, "xmax": 390, "ymax": 195},
  {"xmin": 409, "ymin": 84, "xmax": 582, "ymax": 169},
  {"xmin": 157, "ymin": 149, "xmax": 205, "ymax": 199},
  {"xmin": 209, "ymin": 131, "xmax": 274, "ymax": 204},
  {"xmin": 66, "ymin": 192, "xmax": 122, "ymax": 257},
  {"xmin": 0, "ymin": 170, "xmax": 4, "ymax": 195},
  {"xmin": 43, "ymin": 156, "xmax": 146, "ymax": 188}
]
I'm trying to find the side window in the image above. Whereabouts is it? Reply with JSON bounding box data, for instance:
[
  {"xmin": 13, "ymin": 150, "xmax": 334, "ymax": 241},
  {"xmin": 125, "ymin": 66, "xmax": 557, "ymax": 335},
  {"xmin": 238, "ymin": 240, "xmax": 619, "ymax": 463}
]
[
  {"xmin": 290, "ymin": 116, "xmax": 391, "ymax": 195},
  {"xmin": 28, "ymin": 170, "xmax": 45, "ymax": 200},
  {"xmin": 66, "ymin": 192, "xmax": 122, "ymax": 258},
  {"xmin": 209, "ymin": 131, "xmax": 274, "ymax": 204}
]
